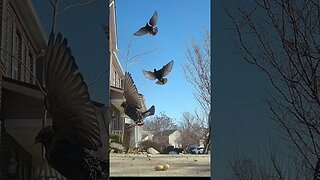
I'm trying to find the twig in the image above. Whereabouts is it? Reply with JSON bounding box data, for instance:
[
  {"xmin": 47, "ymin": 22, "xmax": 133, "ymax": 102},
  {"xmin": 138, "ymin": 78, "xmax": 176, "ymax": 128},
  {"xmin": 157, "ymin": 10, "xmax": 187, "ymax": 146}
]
[
  {"xmin": 51, "ymin": 0, "xmax": 58, "ymax": 33},
  {"xmin": 88, "ymin": 69, "xmax": 108, "ymax": 87},
  {"xmin": 57, "ymin": 0, "xmax": 100, "ymax": 14},
  {"xmin": 128, "ymin": 48, "xmax": 157, "ymax": 63}
]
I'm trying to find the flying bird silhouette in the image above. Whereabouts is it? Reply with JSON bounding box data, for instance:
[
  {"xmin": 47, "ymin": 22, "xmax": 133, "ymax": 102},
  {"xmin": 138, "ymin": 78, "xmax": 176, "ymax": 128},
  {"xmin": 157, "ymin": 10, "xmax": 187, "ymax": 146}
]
[
  {"xmin": 143, "ymin": 60, "xmax": 174, "ymax": 85},
  {"xmin": 34, "ymin": 33, "xmax": 108, "ymax": 180},
  {"xmin": 121, "ymin": 72, "xmax": 155, "ymax": 126},
  {"xmin": 134, "ymin": 11, "xmax": 158, "ymax": 36}
]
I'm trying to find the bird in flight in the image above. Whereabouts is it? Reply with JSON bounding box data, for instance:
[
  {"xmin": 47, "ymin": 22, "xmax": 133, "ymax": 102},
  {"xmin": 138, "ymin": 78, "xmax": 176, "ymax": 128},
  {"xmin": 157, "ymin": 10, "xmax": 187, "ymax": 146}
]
[
  {"xmin": 121, "ymin": 72, "xmax": 155, "ymax": 126},
  {"xmin": 34, "ymin": 33, "xmax": 108, "ymax": 180},
  {"xmin": 134, "ymin": 11, "xmax": 158, "ymax": 36},
  {"xmin": 143, "ymin": 60, "xmax": 174, "ymax": 85}
]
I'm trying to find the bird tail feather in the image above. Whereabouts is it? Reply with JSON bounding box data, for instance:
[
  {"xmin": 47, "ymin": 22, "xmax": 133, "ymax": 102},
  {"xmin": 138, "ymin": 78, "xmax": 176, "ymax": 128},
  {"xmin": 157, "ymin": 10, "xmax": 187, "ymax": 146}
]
[
  {"xmin": 143, "ymin": 105, "xmax": 155, "ymax": 117},
  {"xmin": 156, "ymin": 78, "xmax": 167, "ymax": 85}
]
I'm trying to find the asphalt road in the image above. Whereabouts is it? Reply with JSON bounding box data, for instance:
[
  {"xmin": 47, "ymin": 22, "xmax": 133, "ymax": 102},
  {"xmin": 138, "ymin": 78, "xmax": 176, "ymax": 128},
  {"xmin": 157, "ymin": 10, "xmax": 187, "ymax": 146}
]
[{"xmin": 110, "ymin": 153, "xmax": 211, "ymax": 177}]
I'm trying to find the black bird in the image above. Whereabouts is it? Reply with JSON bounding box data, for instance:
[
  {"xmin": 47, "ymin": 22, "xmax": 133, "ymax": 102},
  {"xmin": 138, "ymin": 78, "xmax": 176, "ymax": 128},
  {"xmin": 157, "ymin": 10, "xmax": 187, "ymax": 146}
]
[
  {"xmin": 34, "ymin": 33, "xmax": 108, "ymax": 180},
  {"xmin": 121, "ymin": 72, "xmax": 155, "ymax": 126},
  {"xmin": 143, "ymin": 60, "xmax": 174, "ymax": 85},
  {"xmin": 134, "ymin": 11, "xmax": 158, "ymax": 36}
]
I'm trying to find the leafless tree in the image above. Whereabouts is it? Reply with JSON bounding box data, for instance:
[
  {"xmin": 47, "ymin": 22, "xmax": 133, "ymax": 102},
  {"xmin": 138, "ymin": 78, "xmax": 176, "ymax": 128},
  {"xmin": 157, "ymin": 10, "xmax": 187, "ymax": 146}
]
[
  {"xmin": 182, "ymin": 30, "xmax": 211, "ymax": 153},
  {"xmin": 226, "ymin": 0, "xmax": 320, "ymax": 178},
  {"xmin": 143, "ymin": 112, "xmax": 177, "ymax": 133},
  {"xmin": 179, "ymin": 112, "xmax": 209, "ymax": 149},
  {"xmin": 227, "ymin": 147, "xmax": 314, "ymax": 180},
  {"xmin": 141, "ymin": 112, "xmax": 178, "ymax": 149}
]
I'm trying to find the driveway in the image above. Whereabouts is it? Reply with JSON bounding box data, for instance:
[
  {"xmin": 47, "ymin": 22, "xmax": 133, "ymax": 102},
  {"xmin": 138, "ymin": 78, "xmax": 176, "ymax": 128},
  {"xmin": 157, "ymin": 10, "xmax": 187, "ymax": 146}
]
[{"xmin": 110, "ymin": 153, "xmax": 211, "ymax": 177}]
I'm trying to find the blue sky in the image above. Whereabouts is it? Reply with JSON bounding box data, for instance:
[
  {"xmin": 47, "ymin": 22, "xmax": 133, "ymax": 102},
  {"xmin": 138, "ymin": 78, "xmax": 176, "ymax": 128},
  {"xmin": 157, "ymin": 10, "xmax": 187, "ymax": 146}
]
[{"xmin": 115, "ymin": 0, "xmax": 210, "ymax": 123}]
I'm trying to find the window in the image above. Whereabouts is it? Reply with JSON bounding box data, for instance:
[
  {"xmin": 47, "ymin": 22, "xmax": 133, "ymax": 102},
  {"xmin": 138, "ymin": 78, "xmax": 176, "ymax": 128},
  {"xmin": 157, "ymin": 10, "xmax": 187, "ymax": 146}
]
[
  {"xmin": 11, "ymin": 25, "xmax": 35, "ymax": 84},
  {"xmin": 121, "ymin": 78, "xmax": 124, "ymax": 89},
  {"xmin": 11, "ymin": 28, "xmax": 20, "ymax": 80},
  {"xmin": 23, "ymin": 43, "xmax": 28, "ymax": 82},
  {"xmin": 114, "ymin": 71, "xmax": 117, "ymax": 86},
  {"xmin": 17, "ymin": 34, "xmax": 23, "ymax": 80},
  {"xmin": 29, "ymin": 54, "xmax": 34, "ymax": 84}
]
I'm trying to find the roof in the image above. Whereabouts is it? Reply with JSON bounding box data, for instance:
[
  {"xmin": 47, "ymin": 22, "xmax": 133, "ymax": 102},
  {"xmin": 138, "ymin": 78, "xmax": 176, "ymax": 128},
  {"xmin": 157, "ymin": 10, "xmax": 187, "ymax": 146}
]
[{"xmin": 153, "ymin": 129, "xmax": 180, "ymax": 139}]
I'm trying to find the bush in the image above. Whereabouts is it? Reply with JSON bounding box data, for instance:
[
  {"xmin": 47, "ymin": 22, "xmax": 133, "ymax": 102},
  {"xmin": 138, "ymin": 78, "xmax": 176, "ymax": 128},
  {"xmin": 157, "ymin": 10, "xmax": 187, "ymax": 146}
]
[{"xmin": 109, "ymin": 133, "xmax": 122, "ymax": 144}]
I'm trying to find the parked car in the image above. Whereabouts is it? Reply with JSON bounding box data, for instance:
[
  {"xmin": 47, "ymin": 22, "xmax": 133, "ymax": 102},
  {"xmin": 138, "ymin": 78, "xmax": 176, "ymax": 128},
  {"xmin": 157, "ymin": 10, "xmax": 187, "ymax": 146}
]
[
  {"xmin": 185, "ymin": 145, "xmax": 198, "ymax": 154},
  {"xmin": 191, "ymin": 147, "xmax": 204, "ymax": 154},
  {"xmin": 162, "ymin": 145, "xmax": 184, "ymax": 154}
]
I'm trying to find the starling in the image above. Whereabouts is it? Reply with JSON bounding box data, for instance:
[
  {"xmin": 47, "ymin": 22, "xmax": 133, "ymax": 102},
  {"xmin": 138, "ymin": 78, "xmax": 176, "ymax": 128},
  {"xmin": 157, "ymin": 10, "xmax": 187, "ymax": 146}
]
[
  {"xmin": 121, "ymin": 72, "xmax": 155, "ymax": 126},
  {"xmin": 34, "ymin": 33, "xmax": 108, "ymax": 180},
  {"xmin": 134, "ymin": 11, "xmax": 158, "ymax": 36},
  {"xmin": 143, "ymin": 60, "xmax": 174, "ymax": 85}
]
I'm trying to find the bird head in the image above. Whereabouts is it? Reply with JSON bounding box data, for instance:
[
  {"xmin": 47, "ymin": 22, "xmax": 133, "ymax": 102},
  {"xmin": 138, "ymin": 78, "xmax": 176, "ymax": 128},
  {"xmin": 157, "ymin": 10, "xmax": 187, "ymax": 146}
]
[
  {"xmin": 153, "ymin": 68, "xmax": 157, "ymax": 72},
  {"xmin": 34, "ymin": 126, "xmax": 55, "ymax": 146}
]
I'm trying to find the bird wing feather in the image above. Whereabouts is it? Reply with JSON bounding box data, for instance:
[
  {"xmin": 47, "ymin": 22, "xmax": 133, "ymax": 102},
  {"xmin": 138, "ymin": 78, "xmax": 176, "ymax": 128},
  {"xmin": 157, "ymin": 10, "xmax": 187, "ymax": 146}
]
[
  {"xmin": 44, "ymin": 33, "xmax": 102, "ymax": 151},
  {"xmin": 123, "ymin": 72, "xmax": 142, "ymax": 109},
  {"xmin": 134, "ymin": 27, "xmax": 149, "ymax": 36},
  {"xmin": 160, "ymin": 60, "xmax": 174, "ymax": 77},
  {"xmin": 142, "ymin": 70, "xmax": 156, "ymax": 80},
  {"xmin": 149, "ymin": 11, "xmax": 158, "ymax": 26}
]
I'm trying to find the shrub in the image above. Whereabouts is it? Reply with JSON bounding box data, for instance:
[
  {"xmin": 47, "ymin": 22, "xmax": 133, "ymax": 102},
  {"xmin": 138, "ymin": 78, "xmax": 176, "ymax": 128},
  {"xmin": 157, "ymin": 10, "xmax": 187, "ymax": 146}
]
[{"xmin": 109, "ymin": 133, "xmax": 122, "ymax": 144}]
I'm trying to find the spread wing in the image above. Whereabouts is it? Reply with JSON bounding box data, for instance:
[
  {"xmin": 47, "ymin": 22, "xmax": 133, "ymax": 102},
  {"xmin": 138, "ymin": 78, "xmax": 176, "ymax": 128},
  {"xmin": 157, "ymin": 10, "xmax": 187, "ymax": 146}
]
[
  {"xmin": 44, "ymin": 33, "xmax": 102, "ymax": 151},
  {"xmin": 149, "ymin": 11, "xmax": 158, "ymax": 26},
  {"xmin": 142, "ymin": 70, "xmax": 156, "ymax": 80},
  {"xmin": 134, "ymin": 27, "xmax": 149, "ymax": 36},
  {"xmin": 160, "ymin": 60, "xmax": 174, "ymax": 77},
  {"xmin": 123, "ymin": 72, "xmax": 142, "ymax": 109}
]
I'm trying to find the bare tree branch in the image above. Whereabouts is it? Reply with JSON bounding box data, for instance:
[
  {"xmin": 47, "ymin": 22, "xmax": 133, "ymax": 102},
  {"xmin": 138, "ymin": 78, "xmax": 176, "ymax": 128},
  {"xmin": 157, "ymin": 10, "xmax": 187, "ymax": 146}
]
[
  {"xmin": 58, "ymin": 0, "xmax": 100, "ymax": 14},
  {"xmin": 226, "ymin": 0, "xmax": 320, "ymax": 178},
  {"xmin": 182, "ymin": 30, "xmax": 211, "ymax": 153}
]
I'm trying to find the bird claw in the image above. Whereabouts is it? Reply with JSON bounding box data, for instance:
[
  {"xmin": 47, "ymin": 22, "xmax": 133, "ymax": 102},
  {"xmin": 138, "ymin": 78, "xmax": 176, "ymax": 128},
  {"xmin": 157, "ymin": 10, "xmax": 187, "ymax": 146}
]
[
  {"xmin": 136, "ymin": 122, "xmax": 144, "ymax": 126},
  {"xmin": 129, "ymin": 122, "xmax": 144, "ymax": 127}
]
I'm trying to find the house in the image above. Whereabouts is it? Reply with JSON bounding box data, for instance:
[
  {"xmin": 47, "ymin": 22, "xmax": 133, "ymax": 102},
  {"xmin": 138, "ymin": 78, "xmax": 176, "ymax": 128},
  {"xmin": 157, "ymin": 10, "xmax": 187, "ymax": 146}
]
[
  {"xmin": 0, "ymin": 0, "xmax": 109, "ymax": 179},
  {"xmin": 0, "ymin": 0, "xmax": 47, "ymax": 179},
  {"xmin": 109, "ymin": 0, "xmax": 124, "ymax": 135},
  {"xmin": 109, "ymin": 0, "xmax": 150, "ymax": 149},
  {"xmin": 141, "ymin": 130, "xmax": 155, "ymax": 142},
  {"xmin": 152, "ymin": 129, "xmax": 182, "ymax": 148}
]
